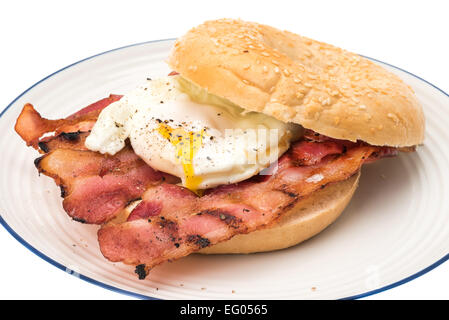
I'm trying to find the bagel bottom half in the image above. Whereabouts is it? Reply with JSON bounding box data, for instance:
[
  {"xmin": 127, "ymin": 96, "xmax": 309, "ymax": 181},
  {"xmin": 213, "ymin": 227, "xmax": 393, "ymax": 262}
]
[{"xmin": 198, "ymin": 171, "xmax": 360, "ymax": 254}]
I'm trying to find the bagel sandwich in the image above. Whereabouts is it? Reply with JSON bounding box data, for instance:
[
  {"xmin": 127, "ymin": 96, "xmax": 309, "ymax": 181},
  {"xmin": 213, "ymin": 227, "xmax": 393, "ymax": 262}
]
[{"xmin": 15, "ymin": 19, "xmax": 425, "ymax": 276}]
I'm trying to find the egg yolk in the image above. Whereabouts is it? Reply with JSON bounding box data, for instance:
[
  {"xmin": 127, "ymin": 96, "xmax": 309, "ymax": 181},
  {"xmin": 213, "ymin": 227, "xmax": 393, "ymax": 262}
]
[{"xmin": 157, "ymin": 123, "xmax": 205, "ymax": 193}]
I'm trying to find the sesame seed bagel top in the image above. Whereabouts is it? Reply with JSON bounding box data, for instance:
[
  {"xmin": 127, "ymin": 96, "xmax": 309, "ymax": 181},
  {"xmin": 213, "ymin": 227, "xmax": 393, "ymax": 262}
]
[{"xmin": 168, "ymin": 19, "xmax": 425, "ymax": 147}]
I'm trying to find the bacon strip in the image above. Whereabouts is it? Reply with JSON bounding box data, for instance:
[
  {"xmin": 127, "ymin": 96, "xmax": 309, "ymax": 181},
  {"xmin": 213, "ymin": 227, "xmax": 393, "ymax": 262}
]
[
  {"xmin": 289, "ymin": 140, "xmax": 344, "ymax": 166},
  {"xmin": 67, "ymin": 94, "xmax": 122, "ymax": 119},
  {"xmin": 16, "ymin": 96, "xmax": 177, "ymax": 224},
  {"xmin": 37, "ymin": 131, "xmax": 90, "ymax": 153},
  {"xmin": 97, "ymin": 141, "xmax": 379, "ymax": 274},
  {"xmin": 14, "ymin": 95, "xmax": 122, "ymax": 150},
  {"xmin": 35, "ymin": 142, "xmax": 177, "ymax": 224}
]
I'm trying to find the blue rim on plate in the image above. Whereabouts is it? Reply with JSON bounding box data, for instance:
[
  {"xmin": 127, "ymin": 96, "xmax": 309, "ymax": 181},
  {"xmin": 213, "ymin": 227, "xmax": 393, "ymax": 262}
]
[{"xmin": 0, "ymin": 38, "xmax": 448, "ymax": 300}]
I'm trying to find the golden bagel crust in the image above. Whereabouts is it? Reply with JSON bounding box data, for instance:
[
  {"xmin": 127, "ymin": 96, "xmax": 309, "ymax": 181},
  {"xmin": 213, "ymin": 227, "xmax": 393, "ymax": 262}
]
[
  {"xmin": 198, "ymin": 171, "xmax": 360, "ymax": 254},
  {"xmin": 169, "ymin": 19, "xmax": 425, "ymax": 147}
]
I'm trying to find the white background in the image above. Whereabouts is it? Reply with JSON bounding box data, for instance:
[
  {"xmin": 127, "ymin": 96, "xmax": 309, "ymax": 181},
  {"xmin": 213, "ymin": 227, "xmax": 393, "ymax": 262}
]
[{"xmin": 1, "ymin": 0, "xmax": 448, "ymax": 300}]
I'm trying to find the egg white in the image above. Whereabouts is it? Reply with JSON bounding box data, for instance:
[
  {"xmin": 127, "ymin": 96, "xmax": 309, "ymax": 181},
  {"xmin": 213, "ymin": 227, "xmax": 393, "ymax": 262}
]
[{"xmin": 85, "ymin": 76, "xmax": 302, "ymax": 191}]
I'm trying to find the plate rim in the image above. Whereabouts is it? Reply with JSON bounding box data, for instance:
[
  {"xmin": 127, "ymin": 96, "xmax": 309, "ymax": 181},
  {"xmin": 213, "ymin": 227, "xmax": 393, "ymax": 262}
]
[{"xmin": 1, "ymin": 38, "xmax": 448, "ymax": 300}]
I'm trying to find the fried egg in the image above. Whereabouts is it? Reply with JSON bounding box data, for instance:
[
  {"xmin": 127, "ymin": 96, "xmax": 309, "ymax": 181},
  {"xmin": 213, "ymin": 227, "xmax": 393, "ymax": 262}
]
[{"xmin": 85, "ymin": 76, "xmax": 302, "ymax": 192}]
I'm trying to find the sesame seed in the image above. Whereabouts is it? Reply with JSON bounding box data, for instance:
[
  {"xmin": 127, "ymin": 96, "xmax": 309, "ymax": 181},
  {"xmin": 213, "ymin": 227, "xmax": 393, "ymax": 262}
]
[
  {"xmin": 321, "ymin": 97, "xmax": 331, "ymax": 106},
  {"xmin": 359, "ymin": 105, "xmax": 367, "ymax": 110},
  {"xmin": 261, "ymin": 52, "xmax": 270, "ymax": 57},
  {"xmin": 242, "ymin": 79, "xmax": 250, "ymax": 84},
  {"xmin": 304, "ymin": 82, "xmax": 313, "ymax": 88},
  {"xmin": 293, "ymin": 78, "xmax": 301, "ymax": 83},
  {"xmin": 271, "ymin": 59, "xmax": 280, "ymax": 65},
  {"xmin": 211, "ymin": 38, "xmax": 219, "ymax": 46},
  {"xmin": 262, "ymin": 66, "xmax": 268, "ymax": 73},
  {"xmin": 243, "ymin": 64, "xmax": 250, "ymax": 70},
  {"xmin": 274, "ymin": 67, "xmax": 280, "ymax": 73},
  {"xmin": 188, "ymin": 65, "xmax": 197, "ymax": 72}
]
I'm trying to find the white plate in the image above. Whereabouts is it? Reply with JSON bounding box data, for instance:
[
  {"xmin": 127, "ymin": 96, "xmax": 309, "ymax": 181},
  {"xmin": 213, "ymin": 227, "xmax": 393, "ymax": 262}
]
[{"xmin": 1, "ymin": 39, "xmax": 448, "ymax": 300}]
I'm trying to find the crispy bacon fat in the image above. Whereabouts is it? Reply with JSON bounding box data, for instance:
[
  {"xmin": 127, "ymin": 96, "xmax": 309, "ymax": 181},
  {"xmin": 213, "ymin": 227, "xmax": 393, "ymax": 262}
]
[{"xmin": 15, "ymin": 96, "xmax": 404, "ymax": 279}]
